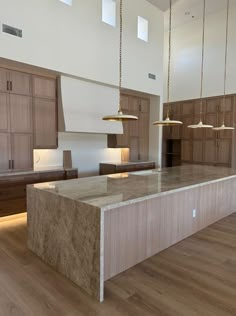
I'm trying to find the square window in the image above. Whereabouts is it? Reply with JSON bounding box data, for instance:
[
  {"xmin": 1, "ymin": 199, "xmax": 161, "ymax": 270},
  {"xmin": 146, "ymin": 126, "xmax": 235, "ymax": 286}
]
[
  {"xmin": 137, "ymin": 16, "xmax": 149, "ymax": 42},
  {"xmin": 59, "ymin": 0, "xmax": 72, "ymax": 6},
  {"xmin": 102, "ymin": 0, "xmax": 116, "ymax": 27}
]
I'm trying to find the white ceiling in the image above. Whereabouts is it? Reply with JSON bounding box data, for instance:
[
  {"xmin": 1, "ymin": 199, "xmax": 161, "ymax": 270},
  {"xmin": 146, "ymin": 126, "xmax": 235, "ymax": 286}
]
[
  {"xmin": 146, "ymin": 0, "xmax": 179, "ymax": 11},
  {"xmin": 147, "ymin": 0, "xmax": 231, "ymax": 29}
]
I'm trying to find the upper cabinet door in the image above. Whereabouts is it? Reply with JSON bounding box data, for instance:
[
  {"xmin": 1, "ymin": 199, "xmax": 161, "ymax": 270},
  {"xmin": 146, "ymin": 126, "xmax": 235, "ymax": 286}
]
[
  {"xmin": 0, "ymin": 93, "xmax": 10, "ymax": 132},
  {"xmin": 33, "ymin": 98, "xmax": 57, "ymax": 149},
  {"xmin": 9, "ymin": 70, "xmax": 31, "ymax": 96},
  {"xmin": 0, "ymin": 133, "xmax": 11, "ymax": 171},
  {"xmin": 11, "ymin": 133, "xmax": 33, "ymax": 171},
  {"xmin": 33, "ymin": 76, "xmax": 56, "ymax": 100},
  {"xmin": 0, "ymin": 68, "xmax": 9, "ymax": 93},
  {"xmin": 10, "ymin": 95, "xmax": 32, "ymax": 133}
]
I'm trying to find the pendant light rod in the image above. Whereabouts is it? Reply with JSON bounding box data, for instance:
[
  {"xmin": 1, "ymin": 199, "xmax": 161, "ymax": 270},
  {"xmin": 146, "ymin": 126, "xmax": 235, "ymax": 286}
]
[
  {"xmin": 212, "ymin": 0, "xmax": 234, "ymax": 131},
  {"xmin": 102, "ymin": 0, "xmax": 138, "ymax": 121},
  {"xmin": 222, "ymin": 0, "xmax": 229, "ymax": 124},
  {"xmin": 167, "ymin": 0, "xmax": 172, "ymax": 107},
  {"xmin": 199, "ymin": 0, "xmax": 206, "ymax": 121},
  {"xmin": 188, "ymin": 0, "xmax": 213, "ymax": 129},
  {"xmin": 118, "ymin": 0, "xmax": 123, "ymax": 112},
  {"xmin": 152, "ymin": 0, "xmax": 182, "ymax": 126}
]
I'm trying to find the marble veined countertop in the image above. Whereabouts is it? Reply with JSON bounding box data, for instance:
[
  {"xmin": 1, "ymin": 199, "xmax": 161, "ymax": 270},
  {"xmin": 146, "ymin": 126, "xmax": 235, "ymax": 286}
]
[{"xmin": 29, "ymin": 165, "xmax": 236, "ymax": 211}]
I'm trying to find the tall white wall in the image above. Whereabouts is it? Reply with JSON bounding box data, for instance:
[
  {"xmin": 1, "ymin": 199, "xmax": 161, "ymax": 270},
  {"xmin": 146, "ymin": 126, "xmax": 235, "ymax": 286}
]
[
  {"xmin": 0, "ymin": 0, "xmax": 163, "ymax": 95},
  {"xmin": 164, "ymin": 2, "xmax": 236, "ymax": 102},
  {"xmin": 0, "ymin": 0, "xmax": 164, "ymax": 174}
]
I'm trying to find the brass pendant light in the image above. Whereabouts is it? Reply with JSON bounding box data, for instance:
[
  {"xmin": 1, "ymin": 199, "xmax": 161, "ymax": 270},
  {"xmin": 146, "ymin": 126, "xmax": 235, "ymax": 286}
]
[
  {"xmin": 153, "ymin": 0, "xmax": 183, "ymax": 126},
  {"xmin": 213, "ymin": 0, "xmax": 234, "ymax": 131},
  {"xmin": 188, "ymin": 0, "xmax": 213, "ymax": 129},
  {"xmin": 102, "ymin": 0, "xmax": 138, "ymax": 122}
]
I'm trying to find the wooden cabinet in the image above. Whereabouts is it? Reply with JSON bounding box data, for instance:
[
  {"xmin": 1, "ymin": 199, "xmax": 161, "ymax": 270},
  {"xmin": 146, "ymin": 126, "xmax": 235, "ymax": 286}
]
[
  {"xmin": 164, "ymin": 95, "xmax": 235, "ymax": 167},
  {"xmin": 107, "ymin": 94, "xmax": 150, "ymax": 161},
  {"xmin": 0, "ymin": 67, "xmax": 58, "ymax": 173},
  {"xmin": 0, "ymin": 93, "xmax": 9, "ymax": 132},
  {"xmin": 0, "ymin": 133, "xmax": 11, "ymax": 171},
  {"xmin": 11, "ymin": 134, "xmax": 33, "ymax": 171},
  {"xmin": 10, "ymin": 95, "xmax": 32, "ymax": 133},
  {"xmin": 9, "ymin": 71, "xmax": 31, "ymax": 96},
  {"xmin": 33, "ymin": 98, "xmax": 57, "ymax": 149},
  {"xmin": 33, "ymin": 76, "xmax": 56, "ymax": 100},
  {"xmin": 0, "ymin": 133, "xmax": 33, "ymax": 172},
  {"xmin": 0, "ymin": 168, "xmax": 78, "ymax": 217},
  {"xmin": 0, "ymin": 69, "xmax": 31, "ymax": 95},
  {"xmin": 0, "ymin": 68, "xmax": 8, "ymax": 92}
]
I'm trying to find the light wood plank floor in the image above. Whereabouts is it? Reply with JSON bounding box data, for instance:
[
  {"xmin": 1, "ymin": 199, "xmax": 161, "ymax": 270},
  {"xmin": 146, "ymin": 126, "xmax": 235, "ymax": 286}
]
[{"xmin": 0, "ymin": 213, "xmax": 235, "ymax": 316}]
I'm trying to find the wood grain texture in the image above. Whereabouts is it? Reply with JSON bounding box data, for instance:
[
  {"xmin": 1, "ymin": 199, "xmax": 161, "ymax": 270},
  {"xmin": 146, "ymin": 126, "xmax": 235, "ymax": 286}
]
[
  {"xmin": 104, "ymin": 178, "xmax": 236, "ymax": 281},
  {"xmin": 163, "ymin": 94, "xmax": 235, "ymax": 167},
  {"xmin": 0, "ymin": 93, "xmax": 9, "ymax": 132},
  {"xmin": 32, "ymin": 76, "xmax": 56, "ymax": 100},
  {"xmin": 10, "ymin": 95, "xmax": 33, "ymax": 133},
  {"xmin": 0, "ymin": 133, "xmax": 11, "ymax": 171},
  {"xmin": 9, "ymin": 70, "xmax": 31, "ymax": 96},
  {"xmin": 0, "ymin": 212, "xmax": 235, "ymax": 315},
  {"xmin": 33, "ymin": 98, "xmax": 57, "ymax": 149}
]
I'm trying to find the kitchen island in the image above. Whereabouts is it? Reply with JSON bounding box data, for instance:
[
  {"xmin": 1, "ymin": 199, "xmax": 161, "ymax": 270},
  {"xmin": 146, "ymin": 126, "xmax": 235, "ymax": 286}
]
[{"xmin": 27, "ymin": 165, "xmax": 236, "ymax": 302}]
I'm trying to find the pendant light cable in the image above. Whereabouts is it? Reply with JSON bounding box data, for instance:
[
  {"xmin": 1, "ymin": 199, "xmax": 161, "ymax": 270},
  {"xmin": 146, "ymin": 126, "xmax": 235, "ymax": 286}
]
[
  {"xmin": 213, "ymin": 0, "xmax": 234, "ymax": 130},
  {"xmin": 153, "ymin": 0, "xmax": 182, "ymax": 126},
  {"xmin": 118, "ymin": 0, "xmax": 123, "ymax": 112},
  {"xmin": 102, "ymin": 0, "xmax": 138, "ymax": 121},
  {"xmin": 188, "ymin": 0, "xmax": 213, "ymax": 129}
]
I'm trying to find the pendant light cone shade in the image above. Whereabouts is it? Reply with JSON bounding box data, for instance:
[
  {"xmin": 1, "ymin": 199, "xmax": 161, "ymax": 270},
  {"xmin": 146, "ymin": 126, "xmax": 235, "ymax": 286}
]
[
  {"xmin": 188, "ymin": 120, "xmax": 213, "ymax": 129},
  {"xmin": 212, "ymin": 124, "xmax": 234, "ymax": 131},
  {"xmin": 212, "ymin": 0, "xmax": 234, "ymax": 131},
  {"xmin": 152, "ymin": 0, "xmax": 182, "ymax": 126},
  {"xmin": 153, "ymin": 116, "xmax": 183, "ymax": 126},
  {"xmin": 102, "ymin": 0, "xmax": 138, "ymax": 122},
  {"xmin": 188, "ymin": 0, "xmax": 212, "ymax": 129},
  {"xmin": 103, "ymin": 110, "xmax": 138, "ymax": 121}
]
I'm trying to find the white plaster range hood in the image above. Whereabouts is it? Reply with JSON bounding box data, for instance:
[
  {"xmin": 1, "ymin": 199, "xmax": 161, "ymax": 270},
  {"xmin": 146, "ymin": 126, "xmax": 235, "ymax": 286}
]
[{"xmin": 58, "ymin": 76, "xmax": 123, "ymax": 134}]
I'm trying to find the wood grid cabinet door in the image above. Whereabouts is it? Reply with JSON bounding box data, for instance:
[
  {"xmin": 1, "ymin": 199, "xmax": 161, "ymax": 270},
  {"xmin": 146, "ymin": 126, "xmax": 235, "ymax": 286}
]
[
  {"xmin": 32, "ymin": 76, "xmax": 56, "ymax": 100},
  {"xmin": 0, "ymin": 93, "xmax": 10, "ymax": 132},
  {"xmin": 217, "ymin": 139, "xmax": 232, "ymax": 165},
  {"xmin": 0, "ymin": 68, "xmax": 9, "ymax": 92},
  {"xmin": 181, "ymin": 140, "xmax": 192, "ymax": 162},
  {"xmin": 10, "ymin": 95, "xmax": 32, "ymax": 133},
  {"xmin": 203, "ymin": 140, "xmax": 217, "ymax": 164},
  {"xmin": 9, "ymin": 71, "xmax": 31, "ymax": 96},
  {"xmin": 0, "ymin": 133, "xmax": 11, "ymax": 171},
  {"xmin": 33, "ymin": 98, "xmax": 57, "ymax": 149},
  {"xmin": 11, "ymin": 134, "xmax": 33, "ymax": 171}
]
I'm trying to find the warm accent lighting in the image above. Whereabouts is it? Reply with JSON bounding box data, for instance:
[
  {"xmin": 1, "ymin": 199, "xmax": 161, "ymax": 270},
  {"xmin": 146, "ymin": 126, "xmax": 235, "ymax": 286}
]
[
  {"xmin": 102, "ymin": 0, "xmax": 138, "ymax": 122},
  {"xmin": 188, "ymin": 0, "xmax": 212, "ymax": 129},
  {"xmin": 153, "ymin": 0, "xmax": 182, "ymax": 127}
]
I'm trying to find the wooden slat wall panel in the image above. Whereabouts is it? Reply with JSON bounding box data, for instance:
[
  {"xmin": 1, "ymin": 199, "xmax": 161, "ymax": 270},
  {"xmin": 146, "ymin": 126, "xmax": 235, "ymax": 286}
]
[{"xmin": 104, "ymin": 178, "xmax": 236, "ymax": 280}]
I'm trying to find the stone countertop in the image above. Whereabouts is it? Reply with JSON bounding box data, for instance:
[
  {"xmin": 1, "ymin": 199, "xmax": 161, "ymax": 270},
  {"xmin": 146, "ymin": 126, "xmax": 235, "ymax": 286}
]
[{"xmin": 28, "ymin": 165, "xmax": 236, "ymax": 211}]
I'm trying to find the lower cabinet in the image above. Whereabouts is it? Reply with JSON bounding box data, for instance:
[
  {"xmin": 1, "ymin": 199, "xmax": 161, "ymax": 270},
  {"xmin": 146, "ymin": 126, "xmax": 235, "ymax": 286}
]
[
  {"xmin": 0, "ymin": 133, "xmax": 33, "ymax": 172},
  {"xmin": 0, "ymin": 168, "xmax": 78, "ymax": 217}
]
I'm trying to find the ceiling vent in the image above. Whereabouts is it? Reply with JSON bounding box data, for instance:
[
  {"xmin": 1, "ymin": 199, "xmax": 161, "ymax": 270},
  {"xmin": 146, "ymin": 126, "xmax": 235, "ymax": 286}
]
[{"xmin": 2, "ymin": 24, "xmax": 22, "ymax": 38}]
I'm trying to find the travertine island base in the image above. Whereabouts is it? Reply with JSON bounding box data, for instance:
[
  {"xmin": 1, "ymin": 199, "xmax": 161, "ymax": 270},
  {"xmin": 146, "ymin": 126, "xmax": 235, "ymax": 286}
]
[{"xmin": 27, "ymin": 165, "xmax": 236, "ymax": 302}]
